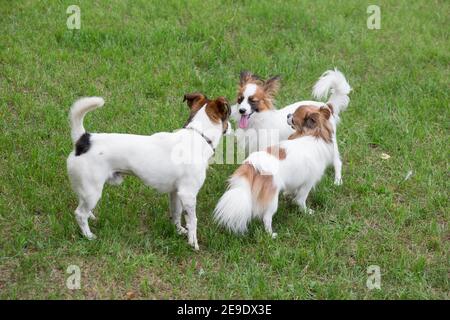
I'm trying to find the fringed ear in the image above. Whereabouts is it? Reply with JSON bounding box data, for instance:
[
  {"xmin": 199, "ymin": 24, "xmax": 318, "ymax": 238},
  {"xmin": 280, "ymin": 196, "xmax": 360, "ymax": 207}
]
[
  {"xmin": 263, "ymin": 75, "xmax": 280, "ymax": 97},
  {"xmin": 326, "ymin": 103, "xmax": 334, "ymax": 115},
  {"xmin": 304, "ymin": 112, "xmax": 320, "ymax": 129},
  {"xmin": 183, "ymin": 92, "xmax": 207, "ymax": 109},
  {"xmin": 239, "ymin": 71, "xmax": 260, "ymax": 86},
  {"xmin": 320, "ymin": 106, "xmax": 331, "ymax": 120}
]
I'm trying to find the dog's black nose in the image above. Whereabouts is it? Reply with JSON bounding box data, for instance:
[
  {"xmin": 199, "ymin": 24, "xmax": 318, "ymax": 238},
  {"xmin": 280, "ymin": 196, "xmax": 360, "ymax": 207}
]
[
  {"xmin": 239, "ymin": 108, "xmax": 246, "ymax": 114},
  {"xmin": 287, "ymin": 114, "xmax": 292, "ymax": 119}
]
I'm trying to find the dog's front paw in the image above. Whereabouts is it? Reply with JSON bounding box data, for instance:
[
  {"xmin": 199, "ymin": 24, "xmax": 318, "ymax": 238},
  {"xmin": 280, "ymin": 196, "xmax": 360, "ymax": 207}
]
[
  {"xmin": 188, "ymin": 233, "xmax": 199, "ymax": 251},
  {"xmin": 189, "ymin": 240, "xmax": 199, "ymax": 251},
  {"xmin": 304, "ymin": 208, "xmax": 315, "ymax": 215},
  {"xmin": 84, "ymin": 232, "xmax": 97, "ymax": 240},
  {"xmin": 334, "ymin": 177, "xmax": 343, "ymax": 186},
  {"xmin": 271, "ymin": 232, "xmax": 278, "ymax": 239},
  {"xmin": 176, "ymin": 225, "xmax": 188, "ymax": 235}
]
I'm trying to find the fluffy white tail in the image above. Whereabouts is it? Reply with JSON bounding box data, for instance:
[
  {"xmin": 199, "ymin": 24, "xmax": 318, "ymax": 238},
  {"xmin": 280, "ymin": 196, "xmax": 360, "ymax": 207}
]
[
  {"xmin": 69, "ymin": 97, "xmax": 105, "ymax": 143},
  {"xmin": 213, "ymin": 174, "xmax": 253, "ymax": 234},
  {"xmin": 312, "ymin": 69, "xmax": 351, "ymax": 115},
  {"xmin": 214, "ymin": 152, "xmax": 281, "ymax": 234}
]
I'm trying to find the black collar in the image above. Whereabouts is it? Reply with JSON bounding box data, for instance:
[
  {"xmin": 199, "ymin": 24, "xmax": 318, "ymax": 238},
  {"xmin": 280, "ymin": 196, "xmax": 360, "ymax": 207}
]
[{"xmin": 186, "ymin": 127, "xmax": 215, "ymax": 152}]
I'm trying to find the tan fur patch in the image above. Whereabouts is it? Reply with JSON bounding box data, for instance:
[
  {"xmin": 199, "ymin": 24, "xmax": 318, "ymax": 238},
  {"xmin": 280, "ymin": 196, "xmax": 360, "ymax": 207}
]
[
  {"xmin": 205, "ymin": 102, "xmax": 221, "ymax": 124},
  {"xmin": 234, "ymin": 163, "xmax": 277, "ymax": 206},
  {"xmin": 288, "ymin": 105, "xmax": 333, "ymax": 143},
  {"xmin": 253, "ymin": 86, "xmax": 274, "ymax": 111},
  {"xmin": 236, "ymin": 85, "xmax": 274, "ymax": 112},
  {"xmin": 236, "ymin": 72, "xmax": 280, "ymax": 113},
  {"xmin": 266, "ymin": 146, "xmax": 286, "ymax": 160},
  {"xmin": 183, "ymin": 93, "xmax": 208, "ymax": 127},
  {"xmin": 205, "ymin": 97, "xmax": 230, "ymax": 133}
]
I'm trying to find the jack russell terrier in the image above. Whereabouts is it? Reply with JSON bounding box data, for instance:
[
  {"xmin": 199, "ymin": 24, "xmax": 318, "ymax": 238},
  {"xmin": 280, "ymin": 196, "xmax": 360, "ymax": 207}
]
[{"xmin": 67, "ymin": 93, "xmax": 231, "ymax": 250}]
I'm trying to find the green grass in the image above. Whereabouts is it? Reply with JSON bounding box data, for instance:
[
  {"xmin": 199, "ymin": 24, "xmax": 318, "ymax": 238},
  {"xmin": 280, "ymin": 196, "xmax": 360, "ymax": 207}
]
[{"xmin": 0, "ymin": 0, "xmax": 448, "ymax": 299}]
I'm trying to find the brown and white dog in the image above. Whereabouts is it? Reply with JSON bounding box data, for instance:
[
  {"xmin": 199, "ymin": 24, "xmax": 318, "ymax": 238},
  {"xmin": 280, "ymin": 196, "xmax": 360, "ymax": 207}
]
[
  {"xmin": 231, "ymin": 69, "xmax": 351, "ymax": 185},
  {"xmin": 67, "ymin": 93, "xmax": 231, "ymax": 250},
  {"xmin": 214, "ymin": 104, "xmax": 335, "ymax": 237}
]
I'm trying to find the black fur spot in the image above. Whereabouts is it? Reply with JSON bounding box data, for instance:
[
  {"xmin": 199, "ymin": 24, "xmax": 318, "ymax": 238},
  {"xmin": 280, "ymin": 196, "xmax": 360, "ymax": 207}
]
[
  {"xmin": 75, "ymin": 133, "xmax": 91, "ymax": 156},
  {"xmin": 249, "ymin": 99, "xmax": 260, "ymax": 112}
]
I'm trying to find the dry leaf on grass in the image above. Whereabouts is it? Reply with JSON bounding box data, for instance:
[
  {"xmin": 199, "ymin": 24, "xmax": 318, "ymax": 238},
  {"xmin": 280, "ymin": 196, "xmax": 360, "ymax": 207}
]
[{"xmin": 380, "ymin": 153, "xmax": 391, "ymax": 160}]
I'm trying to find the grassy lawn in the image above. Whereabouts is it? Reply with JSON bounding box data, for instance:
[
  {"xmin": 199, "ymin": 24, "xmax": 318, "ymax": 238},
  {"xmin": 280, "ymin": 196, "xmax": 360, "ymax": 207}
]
[{"xmin": 0, "ymin": 0, "xmax": 448, "ymax": 299}]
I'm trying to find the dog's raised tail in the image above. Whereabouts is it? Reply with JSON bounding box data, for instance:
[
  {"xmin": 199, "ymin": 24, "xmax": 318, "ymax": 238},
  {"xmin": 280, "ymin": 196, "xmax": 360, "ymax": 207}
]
[
  {"xmin": 69, "ymin": 97, "xmax": 105, "ymax": 143},
  {"xmin": 312, "ymin": 69, "xmax": 351, "ymax": 115}
]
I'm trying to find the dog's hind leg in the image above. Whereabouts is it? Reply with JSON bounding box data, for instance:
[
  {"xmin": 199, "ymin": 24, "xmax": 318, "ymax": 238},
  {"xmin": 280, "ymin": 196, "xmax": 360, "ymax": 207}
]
[
  {"xmin": 178, "ymin": 190, "xmax": 199, "ymax": 250},
  {"xmin": 169, "ymin": 191, "xmax": 187, "ymax": 235},
  {"xmin": 75, "ymin": 202, "xmax": 96, "ymax": 240},
  {"xmin": 295, "ymin": 184, "xmax": 314, "ymax": 215},
  {"xmin": 74, "ymin": 183, "xmax": 104, "ymax": 240},
  {"xmin": 333, "ymin": 137, "xmax": 343, "ymax": 186},
  {"xmin": 262, "ymin": 196, "xmax": 279, "ymax": 239}
]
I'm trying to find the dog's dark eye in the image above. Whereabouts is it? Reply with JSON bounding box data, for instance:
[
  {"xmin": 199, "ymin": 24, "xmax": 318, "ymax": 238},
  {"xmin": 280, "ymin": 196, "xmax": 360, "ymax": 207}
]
[
  {"xmin": 248, "ymin": 97, "xmax": 259, "ymax": 112},
  {"xmin": 249, "ymin": 97, "xmax": 260, "ymax": 104},
  {"xmin": 237, "ymin": 96, "xmax": 244, "ymax": 104}
]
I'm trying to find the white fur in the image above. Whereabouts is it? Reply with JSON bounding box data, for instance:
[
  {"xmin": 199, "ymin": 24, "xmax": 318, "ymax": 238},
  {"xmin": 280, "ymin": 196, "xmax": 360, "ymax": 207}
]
[
  {"xmin": 70, "ymin": 97, "xmax": 105, "ymax": 143},
  {"xmin": 214, "ymin": 135, "xmax": 334, "ymax": 236},
  {"xmin": 237, "ymin": 83, "xmax": 258, "ymax": 115},
  {"xmin": 312, "ymin": 68, "xmax": 351, "ymax": 116},
  {"xmin": 231, "ymin": 69, "xmax": 351, "ymax": 185},
  {"xmin": 67, "ymin": 97, "xmax": 225, "ymax": 250}
]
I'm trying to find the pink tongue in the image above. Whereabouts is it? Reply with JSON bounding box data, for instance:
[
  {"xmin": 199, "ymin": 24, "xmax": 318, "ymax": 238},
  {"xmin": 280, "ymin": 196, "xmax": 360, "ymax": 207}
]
[{"xmin": 239, "ymin": 115, "xmax": 249, "ymax": 129}]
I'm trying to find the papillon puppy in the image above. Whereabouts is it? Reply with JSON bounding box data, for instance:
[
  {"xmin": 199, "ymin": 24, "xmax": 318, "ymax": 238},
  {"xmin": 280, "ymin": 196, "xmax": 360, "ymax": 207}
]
[
  {"xmin": 214, "ymin": 104, "xmax": 335, "ymax": 237},
  {"xmin": 67, "ymin": 93, "xmax": 231, "ymax": 250},
  {"xmin": 231, "ymin": 69, "xmax": 351, "ymax": 185}
]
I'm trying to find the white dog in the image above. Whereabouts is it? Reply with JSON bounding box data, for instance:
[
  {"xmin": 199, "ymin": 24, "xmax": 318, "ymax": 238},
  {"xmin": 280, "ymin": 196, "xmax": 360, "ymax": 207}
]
[
  {"xmin": 67, "ymin": 93, "xmax": 230, "ymax": 250},
  {"xmin": 214, "ymin": 104, "xmax": 335, "ymax": 237},
  {"xmin": 231, "ymin": 69, "xmax": 351, "ymax": 185}
]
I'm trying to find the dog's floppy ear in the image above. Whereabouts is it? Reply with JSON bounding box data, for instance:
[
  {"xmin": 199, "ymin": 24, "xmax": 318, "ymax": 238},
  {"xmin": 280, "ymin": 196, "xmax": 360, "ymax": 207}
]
[
  {"xmin": 304, "ymin": 112, "xmax": 320, "ymax": 129},
  {"xmin": 319, "ymin": 106, "xmax": 331, "ymax": 120},
  {"xmin": 239, "ymin": 71, "xmax": 260, "ymax": 86},
  {"xmin": 263, "ymin": 75, "xmax": 280, "ymax": 97},
  {"xmin": 205, "ymin": 97, "xmax": 230, "ymax": 124},
  {"xmin": 215, "ymin": 96, "xmax": 231, "ymax": 120},
  {"xmin": 183, "ymin": 92, "xmax": 207, "ymax": 109}
]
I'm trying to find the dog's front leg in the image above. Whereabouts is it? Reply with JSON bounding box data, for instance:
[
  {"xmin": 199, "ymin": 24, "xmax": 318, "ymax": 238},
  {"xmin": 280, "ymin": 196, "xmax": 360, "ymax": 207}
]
[
  {"xmin": 169, "ymin": 191, "xmax": 187, "ymax": 235},
  {"xmin": 178, "ymin": 192, "xmax": 199, "ymax": 250}
]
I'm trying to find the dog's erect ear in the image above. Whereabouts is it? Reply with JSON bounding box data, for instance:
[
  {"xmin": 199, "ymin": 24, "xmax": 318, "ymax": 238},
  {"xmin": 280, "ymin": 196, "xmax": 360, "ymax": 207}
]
[
  {"xmin": 304, "ymin": 112, "xmax": 320, "ymax": 129},
  {"xmin": 183, "ymin": 92, "xmax": 207, "ymax": 109},
  {"xmin": 320, "ymin": 106, "xmax": 331, "ymax": 120},
  {"xmin": 326, "ymin": 103, "xmax": 334, "ymax": 115},
  {"xmin": 239, "ymin": 71, "xmax": 260, "ymax": 86},
  {"xmin": 263, "ymin": 75, "xmax": 280, "ymax": 97}
]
